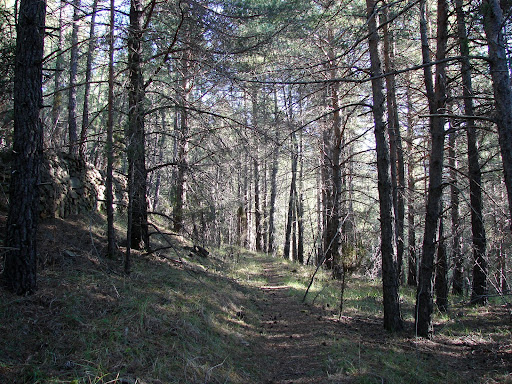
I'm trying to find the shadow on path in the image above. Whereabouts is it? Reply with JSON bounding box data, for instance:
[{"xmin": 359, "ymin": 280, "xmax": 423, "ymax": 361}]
[{"xmin": 257, "ymin": 262, "xmax": 338, "ymax": 384}]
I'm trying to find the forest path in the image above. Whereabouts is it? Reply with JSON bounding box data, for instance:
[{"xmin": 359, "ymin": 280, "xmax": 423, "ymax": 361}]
[{"xmin": 256, "ymin": 261, "xmax": 340, "ymax": 384}]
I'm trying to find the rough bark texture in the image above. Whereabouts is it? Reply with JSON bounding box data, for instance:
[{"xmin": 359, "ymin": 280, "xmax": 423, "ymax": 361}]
[
  {"xmin": 267, "ymin": 130, "xmax": 279, "ymax": 255},
  {"xmin": 50, "ymin": 0, "xmax": 64, "ymax": 148},
  {"xmin": 416, "ymin": 0, "xmax": 448, "ymax": 338},
  {"xmin": 382, "ymin": 5, "xmax": 405, "ymax": 283},
  {"xmin": 105, "ymin": 0, "xmax": 116, "ymax": 258},
  {"xmin": 127, "ymin": 0, "xmax": 148, "ymax": 250},
  {"xmin": 366, "ymin": 0, "xmax": 403, "ymax": 332},
  {"xmin": 406, "ymin": 75, "xmax": 417, "ymax": 287},
  {"xmin": 80, "ymin": 0, "xmax": 99, "ymax": 160},
  {"xmin": 455, "ymin": 0, "xmax": 487, "ymax": 303},
  {"xmin": 67, "ymin": 0, "xmax": 80, "ymax": 156},
  {"xmin": 4, "ymin": 0, "xmax": 46, "ymax": 295},
  {"xmin": 297, "ymin": 129, "xmax": 304, "ymax": 265},
  {"xmin": 482, "ymin": 0, "xmax": 512, "ymax": 233},
  {"xmin": 252, "ymin": 89, "xmax": 262, "ymax": 252},
  {"xmin": 283, "ymin": 132, "xmax": 298, "ymax": 261},
  {"xmin": 449, "ymin": 131, "xmax": 463, "ymax": 295},
  {"xmin": 174, "ymin": 47, "xmax": 191, "ymax": 234},
  {"xmin": 435, "ymin": 209, "xmax": 448, "ymax": 312},
  {"xmin": 323, "ymin": 30, "xmax": 343, "ymax": 275}
]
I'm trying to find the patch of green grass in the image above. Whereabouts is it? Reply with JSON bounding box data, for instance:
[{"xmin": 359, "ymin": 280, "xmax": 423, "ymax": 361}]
[{"xmin": 0, "ymin": 216, "xmax": 270, "ymax": 384}]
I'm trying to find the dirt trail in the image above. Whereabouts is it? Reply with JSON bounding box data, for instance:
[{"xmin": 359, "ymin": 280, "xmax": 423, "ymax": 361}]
[
  {"xmin": 256, "ymin": 262, "xmax": 338, "ymax": 384},
  {"xmin": 252, "ymin": 260, "xmax": 512, "ymax": 384}
]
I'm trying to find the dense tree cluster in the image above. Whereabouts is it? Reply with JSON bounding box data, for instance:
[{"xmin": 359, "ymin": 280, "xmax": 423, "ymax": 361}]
[{"xmin": 1, "ymin": 0, "xmax": 511, "ymax": 337}]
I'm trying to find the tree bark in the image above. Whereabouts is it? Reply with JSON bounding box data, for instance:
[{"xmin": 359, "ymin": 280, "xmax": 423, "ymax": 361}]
[
  {"xmin": 449, "ymin": 130, "xmax": 463, "ymax": 295},
  {"xmin": 481, "ymin": 0, "xmax": 512, "ymax": 233},
  {"xmin": 67, "ymin": 0, "xmax": 80, "ymax": 157},
  {"xmin": 267, "ymin": 88, "xmax": 279, "ymax": 255},
  {"xmin": 80, "ymin": 0, "xmax": 99, "ymax": 160},
  {"xmin": 406, "ymin": 74, "xmax": 417, "ymax": 287},
  {"xmin": 174, "ymin": 45, "xmax": 191, "ymax": 234},
  {"xmin": 455, "ymin": 0, "xmax": 487, "ymax": 303},
  {"xmin": 382, "ymin": 3, "xmax": 405, "ymax": 283},
  {"xmin": 4, "ymin": 0, "xmax": 46, "ymax": 295},
  {"xmin": 324, "ymin": 28, "xmax": 343, "ymax": 276},
  {"xmin": 283, "ymin": 130, "xmax": 298, "ymax": 261},
  {"xmin": 366, "ymin": 0, "xmax": 403, "ymax": 332},
  {"xmin": 297, "ymin": 127, "xmax": 304, "ymax": 264},
  {"xmin": 105, "ymin": 0, "xmax": 116, "ymax": 258},
  {"xmin": 416, "ymin": 0, "xmax": 448, "ymax": 338},
  {"xmin": 252, "ymin": 87, "xmax": 263, "ymax": 252},
  {"xmin": 435, "ymin": 204, "xmax": 448, "ymax": 312},
  {"xmin": 51, "ymin": 0, "xmax": 64, "ymax": 149},
  {"xmin": 127, "ymin": 0, "xmax": 148, "ymax": 251}
]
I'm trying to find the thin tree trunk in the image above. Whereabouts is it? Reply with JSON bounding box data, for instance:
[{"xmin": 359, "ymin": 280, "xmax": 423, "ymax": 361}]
[
  {"xmin": 152, "ymin": 114, "xmax": 166, "ymax": 211},
  {"xmin": 284, "ymin": 132, "xmax": 298, "ymax": 261},
  {"xmin": 297, "ymin": 128, "xmax": 305, "ymax": 264},
  {"xmin": 382, "ymin": 4, "xmax": 405, "ymax": 283},
  {"xmin": 105, "ymin": 0, "xmax": 116, "ymax": 258},
  {"xmin": 67, "ymin": 0, "xmax": 80, "ymax": 157},
  {"xmin": 416, "ymin": 0, "xmax": 448, "ymax": 338},
  {"xmin": 80, "ymin": 0, "xmax": 99, "ymax": 160},
  {"xmin": 435, "ymin": 203, "xmax": 448, "ymax": 312},
  {"xmin": 316, "ymin": 153, "xmax": 324, "ymax": 266},
  {"xmin": 5, "ymin": 0, "xmax": 46, "ymax": 295},
  {"xmin": 252, "ymin": 87, "xmax": 262, "ymax": 252},
  {"xmin": 51, "ymin": 0, "xmax": 64, "ymax": 149},
  {"xmin": 449, "ymin": 129, "xmax": 463, "ymax": 295},
  {"xmin": 268, "ymin": 128, "xmax": 279, "ymax": 255},
  {"xmin": 481, "ymin": 0, "xmax": 512, "ymax": 233},
  {"xmin": 322, "ymin": 126, "xmax": 332, "ymax": 268},
  {"xmin": 173, "ymin": 34, "xmax": 191, "ymax": 234},
  {"xmin": 242, "ymin": 152, "xmax": 249, "ymax": 248},
  {"xmin": 455, "ymin": 0, "xmax": 487, "ymax": 303},
  {"xmin": 325, "ymin": 28, "xmax": 343, "ymax": 276},
  {"xmin": 127, "ymin": 0, "xmax": 148, "ymax": 251},
  {"xmin": 406, "ymin": 73, "xmax": 417, "ymax": 287},
  {"xmin": 366, "ymin": 0, "xmax": 403, "ymax": 332}
]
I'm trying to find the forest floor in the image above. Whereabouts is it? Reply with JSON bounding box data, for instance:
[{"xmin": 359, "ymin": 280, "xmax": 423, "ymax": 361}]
[{"xmin": 0, "ymin": 213, "xmax": 511, "ymax": 383}]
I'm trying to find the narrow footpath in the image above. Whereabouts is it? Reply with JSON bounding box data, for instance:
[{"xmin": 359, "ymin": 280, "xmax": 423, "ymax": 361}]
[{"xmin": 256, "ymin": 262, "xmax": 340, "ymax": 384}]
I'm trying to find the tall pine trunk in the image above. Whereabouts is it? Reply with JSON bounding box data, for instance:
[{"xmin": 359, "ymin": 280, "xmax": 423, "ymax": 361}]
[
  {"xmin": 449, "ymin": 130, "xmax": 463, "ymax": 295},
  {"xmin": 416, "ymin": 0, "xmax": 448, "ymax": 338},
  {"xmin": 127, "ymin": 0, "xmax": 148, "ymax": 252},
  {"xmin": 67, "ymin": 0, "xmax": 80, "ymax": 156},
  {"xmin": 51, "ymin": 0, "xmax": 64, "ymax": 149},
  {"xmin": 435, "ymin": 204, "xmax": 448, "ymax": 312},
  {"xmin": 174, "ymin": 46, "xmax": 191, "ymax": 233},
  {"xmin": 283, "ymin": 131, "xmax": 298, "ymax": 261},
  {"xmin": 382, "ymin": 4, "xmax": 405, "ymax": 283},
  {"xmin": 252, "ymin": 87, "xmax": 263, "ymax": 252},
  {"xmin": 80, "ymin": 0, "xmax": 99, "ymax": 160},
  {"xmin": 267, "ymin": 94, "xmax": 279, "ymax": 255},
  {"xmin": 297, "ymin": 128, "xmax": 305, "ymax": 264},
  {"xmin": 366, "ymin": 0, "xmax": 402, "ymax": 332},
  {"xmin": 406, "ymin": 74, "xmax": 417, "ymax": 287},
  {"xmin": 481, "ymin": 0, "xmax": 512, "ymax": 233},
  {"xmin": 455, "ymin": 0, "xmax": 487, "ymax": 303},
  {"xmin": 5, "ymin": 0, "xmax": 46, "ymax": 294},
  {"xmin": 105, "ymin": 0, "xmax": 116, "ymax": 259},
  {"xmin": 324, "ymin": 28, "xmax": 343, "ymax": 275}
]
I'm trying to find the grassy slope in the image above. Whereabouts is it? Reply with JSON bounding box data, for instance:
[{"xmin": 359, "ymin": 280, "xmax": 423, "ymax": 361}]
[
  {"xmin": 1, "ymin": 213, "xmax": 511, "ymax": 383},
  {"xmin": 0, "ymin": 214, "xmax": 270, "ymax": 384}
]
